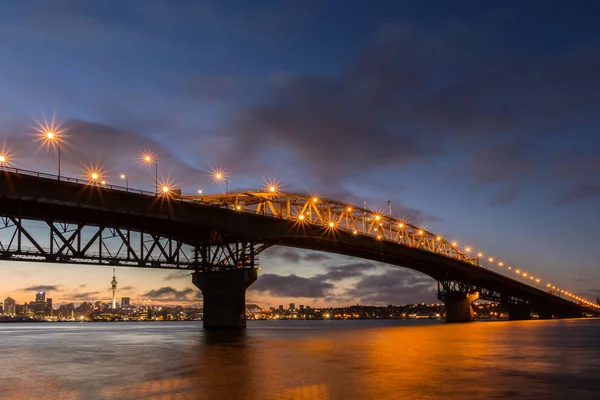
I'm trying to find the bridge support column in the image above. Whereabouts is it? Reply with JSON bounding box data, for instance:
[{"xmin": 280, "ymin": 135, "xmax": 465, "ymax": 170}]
[
  {"xmin": 507, "ymin": 303, "xmax": 531, "ymax": 320},
  {"xmin": 193, "ymin": 269, "xmax": 258, "ymax": 330},
  {"xmin": 438, "ymin": 291, "xmax": 479, "ymax": 322}
]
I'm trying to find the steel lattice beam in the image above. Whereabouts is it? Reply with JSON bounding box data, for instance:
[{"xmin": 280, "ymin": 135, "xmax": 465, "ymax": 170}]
[{"xmin": 0, "ymin": 217, "xmax": 269, "ymax": 270}]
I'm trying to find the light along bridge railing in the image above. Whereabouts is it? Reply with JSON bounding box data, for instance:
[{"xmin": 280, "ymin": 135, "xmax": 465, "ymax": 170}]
[{"xmin": 1, "ymin": 166, "xmax": 598, "ymax": 311}]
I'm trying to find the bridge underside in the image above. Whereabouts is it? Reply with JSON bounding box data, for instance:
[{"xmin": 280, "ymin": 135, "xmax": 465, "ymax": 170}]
[{"xmin": 0, "ymin": 171, "xmax": 597, "ymax": 328}]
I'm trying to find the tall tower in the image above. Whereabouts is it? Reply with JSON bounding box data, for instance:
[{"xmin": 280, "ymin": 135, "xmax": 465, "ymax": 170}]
[{"xmin": 111, "ymin": 268, "xmax": 118, "ymax": 309}]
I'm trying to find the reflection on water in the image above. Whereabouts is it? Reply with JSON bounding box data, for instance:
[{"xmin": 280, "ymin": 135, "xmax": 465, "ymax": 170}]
[{"xmin": 1, "ymin": 319, "xmax": 600, "ymax": 399}]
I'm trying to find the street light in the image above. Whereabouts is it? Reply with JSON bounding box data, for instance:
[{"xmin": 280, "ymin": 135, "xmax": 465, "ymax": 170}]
[
  {"xmin": 120, "ymin": 174, "xmax": 128, "ymax": 190},
  {"xmin": 141, "ymin": 152, "xmax": 158, "ymax": 195},
  {"xmin": 45, "ymin": 130, "xmax": 61, "ymax": 178},
  {"xmin": 0, "ymin": 153, "xmax": 7, "ymax": 169},
  {"xmin": 213, "ymin": 170, "xmax": 228, "ymax": 198}
]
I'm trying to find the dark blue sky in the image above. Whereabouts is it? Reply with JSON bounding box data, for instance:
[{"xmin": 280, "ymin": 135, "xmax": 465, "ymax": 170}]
[{"xmin": 1, "ymin": 1, "xmax": 599, "ymax": 306}]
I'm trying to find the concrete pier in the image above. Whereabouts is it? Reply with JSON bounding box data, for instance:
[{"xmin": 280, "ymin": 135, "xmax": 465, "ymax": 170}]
[
  {"xmin": 193, "ymin": 269, "xmax": 258, "ymax": 329},
  {"xmin": 439, "ymin": 291, "xmax": 479, "ymax": 322}
]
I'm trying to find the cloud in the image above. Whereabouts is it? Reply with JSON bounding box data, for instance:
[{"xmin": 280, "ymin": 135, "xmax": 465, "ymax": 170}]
[
  {"xmin": 143, "ymin": 286, "xmax": 194, "ymax": 300},
  {"xmin": 345, "ymin": 268, "xmax": 436, "ymax": 305},
  {"xmin": 164, "ymin": 271, "xmax": 192, "ymax": 281},
  {"xmin": 61, "ymin": 291, "xmax": 101, "ymax": 301},
  {"xmin": 120, "ymin": 285, "xmax": 135, "ymax": 292},
  {"xmin": 267, "ymin": 247, "xmax": 331, "ymax": 263},
  {"xmin": 319, "ymin": 262, "xmax": 378, "ymax": 281},
  {"xmin": 469, "ymin": 140, "xmax": 534, "ymax": 185},
  {"xmin": 303, "ymin": 253, "xmax": 331, "ymax": 262},
  {"xmin": 489, "ymin": 187, "xmax": 519, "ymax": 206},
  {"xmin": 557, "ymin": 185, "xmax": 600, "ymax": 205},
  {"xmin": 215, "ymin": 22, "xmax": 600, "ymax": 187},
  {"xmin": 20, "ymin": 285, "xmax": 62, "ymax": 292},
  {"xmin": 250, "ymin": 274, "xmax": 334, "ymax": 298}
]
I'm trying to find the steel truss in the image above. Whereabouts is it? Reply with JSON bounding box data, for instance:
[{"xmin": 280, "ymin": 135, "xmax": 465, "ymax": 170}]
[
  {"xmin": 0, "ymin": 217, "xmax": 268, "ymax": 270},
  {"xmin": 185, "ymin": 191, "xmax": 479, "ymax": 265},
  {"xmin": 438, "ymin": 280, "xmax": 527, "ymax": 305}
]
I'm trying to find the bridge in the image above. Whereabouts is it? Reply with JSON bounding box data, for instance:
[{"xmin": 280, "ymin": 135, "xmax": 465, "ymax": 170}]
[{"xmin": 1, "ymin": 167, "xmax": 598, "ymax": 328}]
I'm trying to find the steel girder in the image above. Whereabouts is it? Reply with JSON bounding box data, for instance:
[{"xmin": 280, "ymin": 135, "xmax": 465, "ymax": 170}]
[
  {"xmin": 185, "ymin": 191, "xmax": 479, "ymax": 265},
  {"xmin": 438, "ymin": 280, "xmax": 527, "ymax": 305},
  {"xmin": 0, "ymin": 217, "xmax": 268, "ymax": 270}
]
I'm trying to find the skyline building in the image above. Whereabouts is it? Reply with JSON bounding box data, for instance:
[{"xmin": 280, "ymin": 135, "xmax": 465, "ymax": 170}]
[
  {"xmin": 3, "ymin": 297, "xmax": 16, "ymax": 315},
  {"xmin": 111, "ymin": 268, "xmax": 118, "ymax": 309},
  {"xmin": 36, "ymin": 290, "xmax": 46, "ymax": 304}
]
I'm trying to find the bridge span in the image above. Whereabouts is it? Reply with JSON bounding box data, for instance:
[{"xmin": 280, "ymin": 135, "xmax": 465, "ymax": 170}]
[{"xmin": 0, "ymin": 169, "xmax": 597, "ymax": 328}]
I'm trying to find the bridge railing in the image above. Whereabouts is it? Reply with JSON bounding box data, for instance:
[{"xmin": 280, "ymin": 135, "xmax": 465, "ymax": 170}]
[{"xmin": 1, "ymin": 166, "xmax": 156, "ymax": 196}]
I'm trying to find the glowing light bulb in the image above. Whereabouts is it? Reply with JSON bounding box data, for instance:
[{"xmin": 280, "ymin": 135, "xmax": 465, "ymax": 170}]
[
  {"xmin": 298, "ymin": 215, "xmax": 305, "ymax": 220},
  {"xmin": 328, "ymin": 221, "xmax": 335, "ymax": 228}
]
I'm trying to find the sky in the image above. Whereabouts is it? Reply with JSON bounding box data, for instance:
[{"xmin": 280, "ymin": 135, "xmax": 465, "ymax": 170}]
[{"xmin": 0, "ymin": 0, "xmax": 599, "ymax": 308}]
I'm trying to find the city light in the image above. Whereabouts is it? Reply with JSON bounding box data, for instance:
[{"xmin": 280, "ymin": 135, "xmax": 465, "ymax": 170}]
[
  {"xmin": 298, "ymin": 214, "xmax": 305, "ymax": 220},
  {"xmin": 328, "ymin": 221, "xmax": 335, "ymax": 228}
]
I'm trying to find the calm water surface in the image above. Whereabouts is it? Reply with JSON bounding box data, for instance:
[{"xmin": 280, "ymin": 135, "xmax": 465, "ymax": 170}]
[{"xmin": 1, "ymin": 319, "xmax": 599, "ymax": 399}]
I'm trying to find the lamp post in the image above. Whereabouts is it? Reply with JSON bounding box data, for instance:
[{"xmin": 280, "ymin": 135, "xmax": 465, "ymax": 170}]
[
  {"xmin": 214, "ymin": 172, "xmax": 228, "ymax": 198},
  {"xmin": 120, "ymin": 174, "xmax": 129, "ymax": 190},
  {"xmin": 45, "ymin": 131, "xmax": 61, "ymax": 178},
  {"xmin": 142, "ymin": 153, "xmax": 158, "ymax": 195},
  {"xmin": 90, "ymin": 172, "xmax": 100, "ymax": 186}
]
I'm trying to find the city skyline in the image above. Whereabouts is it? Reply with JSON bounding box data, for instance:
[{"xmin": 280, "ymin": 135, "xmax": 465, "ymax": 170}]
[{"xmin": 1, "ymin": 1, "xmax": 599, "ymax": 309}]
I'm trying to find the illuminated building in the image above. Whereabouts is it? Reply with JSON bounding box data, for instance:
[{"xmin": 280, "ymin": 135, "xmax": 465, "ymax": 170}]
[{"xmin": 3, "ymin": 297, "xmax": 16, "ymax": 315}]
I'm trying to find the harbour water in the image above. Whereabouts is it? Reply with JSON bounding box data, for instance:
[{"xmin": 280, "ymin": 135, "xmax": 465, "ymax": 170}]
[{"xmin": 1, "ymin": 319, "xmax": 599, "ymax": 399}]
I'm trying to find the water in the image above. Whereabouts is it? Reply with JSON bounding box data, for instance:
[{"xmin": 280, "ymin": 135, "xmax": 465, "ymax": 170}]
[{"xmin": 1, "ymin": 319, "xmax": 599, "ymax": 399}]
